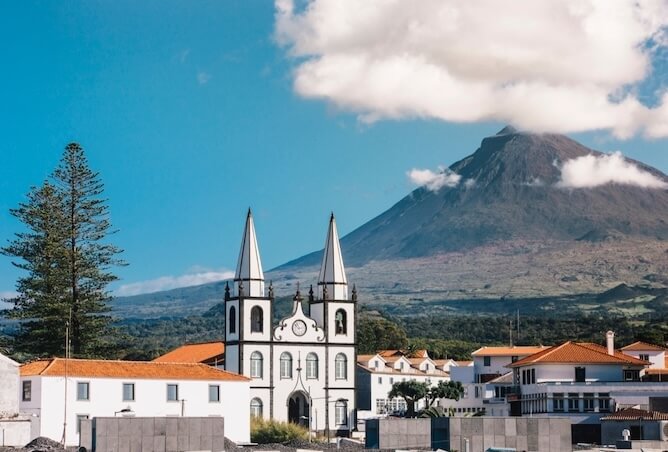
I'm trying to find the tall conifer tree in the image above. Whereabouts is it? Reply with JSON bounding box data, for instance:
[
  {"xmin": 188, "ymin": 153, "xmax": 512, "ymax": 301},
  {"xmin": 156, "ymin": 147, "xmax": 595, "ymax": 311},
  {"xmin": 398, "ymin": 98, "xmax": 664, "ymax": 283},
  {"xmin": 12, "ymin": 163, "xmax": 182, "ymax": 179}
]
[{"xmin": 3, "ymin": 143, "xmax": 124, "ymax": 357}]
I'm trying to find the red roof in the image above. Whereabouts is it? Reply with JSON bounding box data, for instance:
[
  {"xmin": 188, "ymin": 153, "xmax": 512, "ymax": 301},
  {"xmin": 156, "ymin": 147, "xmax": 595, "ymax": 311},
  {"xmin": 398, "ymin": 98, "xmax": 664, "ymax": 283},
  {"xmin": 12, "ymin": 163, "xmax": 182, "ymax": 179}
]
[
  {"xmin": 21, "ymin": 358, "xmax": 248, "ymax": 381},
  {"xmin": 620, "ymin": 341, "xmax": 666, "ymax": 352},
  {"xmin": 509, "ymin": 342, "xmax": 649, "ymax": 367},
  {"xmin": 153, "ymin": 341, "xmax": 225, "ymax": 364},
  {"xmin": 601, "ymin": 408, "xmax": 668, "ymax": 421}
]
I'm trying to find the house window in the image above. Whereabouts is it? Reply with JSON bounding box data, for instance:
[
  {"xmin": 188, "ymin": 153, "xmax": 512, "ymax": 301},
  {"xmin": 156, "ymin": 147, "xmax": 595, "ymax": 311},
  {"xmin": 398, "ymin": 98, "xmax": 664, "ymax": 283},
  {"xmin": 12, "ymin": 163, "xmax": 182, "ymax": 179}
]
[
  {"xmin": 475, "ymin": 386, "xmax": 480, "ymax": 398},
  {"xmin": 250, "ymin": 398, "xmax": 263, "ymax": 418},
  {"xmin": 598, "ymin": 393, "xmax": 610, "ymax": 412},
  {"xmin": 583, "ymin": 393, "xmax": 594, "ymax": 412},
  {"xmin": 22, "ymin": 381, "xmax": 31, "ymax": 402},
  {"xmin": 335, "ymin": 353, "xmax": 347, "ymax": 380},
  {"xmin": 389, "ymin": 378, "xmax": 394, "ymax": 384},
  {"xmin": 251, "ymin": 351, "xmax": 263, "ymax": 378},
  {"xmin": 630, "ymin": 425, "xmax": 644, "ymax": 440},
  {"xmin": 574, "ymin": 367, "xmax": 586, "ymax": 382},
  {"xmin": 399, "ymin": 362, "xmax": 404, "ymax": 370},
  {"xmin": 335, "ymin": 400, "xmax": 348, "ymax": 425},
  {"xmin": 639, "ymin": 354, "xmax": 649, "ymax": 361},
  {"xmin": 76, "ymin": 414, "xmax": 89, "ymax": 434},
  {"xmin": 624, "ymin": 370, "xmax": 640, "ymax": 381},
  {"xmin": 378, "ymin": 377, "xmax": 382, "ymax": 384},
  {"xmin": 374, "ymin": 360, "xmax": 380, "ymax": 369},
  {"xmin": 251, "ymin": 306, "xmax": 263, "ymax": 333},
  {"xmin": 167, "ymin": 384, "xmax": 179, "ymax": 401},
  {"xmin": 280, "ymin": 352, "xmax": 293, "ymax": 379},
  {"xmin": 567, "ymin": 393, "xmax": 579, "ymax": 412},
  {"xmin": 511, "ymin": 355, "xmax": 518, "ymax": 362},
  {"xmin": 229, "ymin": 306, "xmax": 236, "ymax": 334},
  {"xmin": 531, "ymin": 368, "xmax": 536, "ymax": 384},
  {"xmin": 553, "ymin": 394, "xmax": 564, "ymax": 412},
  {"xmin": 122, "ymin": 383, "xmax": 135, "ymax": 402},
  {"xmin": 209, "ymin": 385, "xmax": 220, "ymax": 402},
  {"xmin": 306, "ymin": 353, "xmax": 318, "ymax": 379},
  {"xmin": 335, "ymin": 309, "xmax": 347, "ymax": 335},
  {"xmin": 483, "ymin": 356, "xmax": 491, "ymax": 367},
  {"xmin": 77, "ymin": 382, "xmax": 90, "ymax": 401}
]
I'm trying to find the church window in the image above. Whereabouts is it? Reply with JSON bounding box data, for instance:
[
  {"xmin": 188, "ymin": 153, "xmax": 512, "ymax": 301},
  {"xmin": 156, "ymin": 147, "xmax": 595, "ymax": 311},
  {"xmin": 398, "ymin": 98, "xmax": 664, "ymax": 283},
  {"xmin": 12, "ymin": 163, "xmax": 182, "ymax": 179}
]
[
  {"xmin": 250, "ymin": 398, "xmax": 263, "ymax": 418},
  {"xmin": 335, "ymin": 400, "xmax": 348, "ymax": 425},
  {"xmin": 280, "ymin": 352, "xmax": 293, "ymax": 379},
  {"xmin": 335, "ymin": 309, "xmax": 347, "ymax": 335},
  {"xmin": 251, "ymin": 306, "xmax": 263, "ymax": 333},
  {"xmin": 251, "ymin": 351, "xmax": 263, "ymax": 378},
  {"xmin": 229, "ymin": 306, "xmax": 236, "ymax": 334},
  {"xmin": 335, "ymin": 353, "xmax": 347, "ymax": 380},
  {"xmin": 306, "ymin": 353, "xmax": 318, "ymax": 379}
]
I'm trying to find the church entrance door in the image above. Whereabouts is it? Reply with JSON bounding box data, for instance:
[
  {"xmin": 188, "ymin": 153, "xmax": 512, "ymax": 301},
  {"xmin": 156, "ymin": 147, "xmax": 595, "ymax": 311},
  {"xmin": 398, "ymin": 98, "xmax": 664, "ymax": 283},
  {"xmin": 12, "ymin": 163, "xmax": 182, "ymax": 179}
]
[{"xmin": 288, "ymin": 391, "xmax": 310, "ymax": 427}]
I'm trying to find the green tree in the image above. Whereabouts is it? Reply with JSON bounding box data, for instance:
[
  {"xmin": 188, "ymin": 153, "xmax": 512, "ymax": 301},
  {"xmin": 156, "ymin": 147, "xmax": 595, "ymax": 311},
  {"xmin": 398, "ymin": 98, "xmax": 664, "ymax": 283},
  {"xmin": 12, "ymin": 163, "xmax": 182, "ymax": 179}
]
[
  {"xmin": 3, "ymin": 143, "xmax": 125, "ymax": 358},
  {"xmin": 388, "ymin": 380, "xmax": 430, "ymax": 418},
  {"xmin": 357, "ymin": 317, "xmax": 408, "ymax": 354},
  {"xmin": 2, "ymin": 182, "xmax": 69, "ymax": 357},
  {"xmin": 428, "ymin": 380, "xmax": 464, "ymax": 406}
]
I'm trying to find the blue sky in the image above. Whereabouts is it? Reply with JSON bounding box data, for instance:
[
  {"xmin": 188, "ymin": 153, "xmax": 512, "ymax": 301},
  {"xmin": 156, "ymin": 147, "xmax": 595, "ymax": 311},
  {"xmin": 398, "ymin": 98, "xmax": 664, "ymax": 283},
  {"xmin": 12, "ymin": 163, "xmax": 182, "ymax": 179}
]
[{"xmin": 1, "ymin": 1, "xmax": 667, "ymax": 296}]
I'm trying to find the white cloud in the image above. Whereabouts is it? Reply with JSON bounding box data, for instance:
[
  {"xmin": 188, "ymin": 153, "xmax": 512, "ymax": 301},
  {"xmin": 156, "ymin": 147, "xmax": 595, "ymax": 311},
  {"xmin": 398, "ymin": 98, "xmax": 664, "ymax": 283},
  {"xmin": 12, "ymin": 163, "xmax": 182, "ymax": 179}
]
[
  {"xmin": 557, "ymin": 151, "xmax": 668, "ymax": 189},
  {"xmin": 408, "ymin": 167, "xmax": 461, "ymax": 191},
  {"xmin": 197, "ymin": 71, "xmax": 212, "ymax": 85},
  {"xmin": 0, "ymin": 291, "xmax": 17, "ymax": 300},
  {"xmin": 116, "ymin": 269, "xmax": 234, "ymax": 297},
  {"xmin": 275, "ymin": 0, "xmax": 668, "ymax": 138}
]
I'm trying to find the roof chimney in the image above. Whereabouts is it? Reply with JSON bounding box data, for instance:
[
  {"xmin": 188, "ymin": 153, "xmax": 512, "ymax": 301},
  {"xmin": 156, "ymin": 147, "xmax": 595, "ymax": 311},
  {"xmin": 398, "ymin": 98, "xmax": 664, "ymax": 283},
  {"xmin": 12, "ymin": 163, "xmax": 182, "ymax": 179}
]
[{"xmin": 606, "ymin": 331, "xmax": 615, "ymax": 356}]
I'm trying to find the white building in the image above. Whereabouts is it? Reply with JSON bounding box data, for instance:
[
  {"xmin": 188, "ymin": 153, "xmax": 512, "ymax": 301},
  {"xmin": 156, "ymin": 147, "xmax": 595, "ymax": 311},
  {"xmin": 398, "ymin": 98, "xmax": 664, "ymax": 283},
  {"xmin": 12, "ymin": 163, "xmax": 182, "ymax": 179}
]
[
  {"xmin": 356, "ymin": 350, "xmax": 450, "ymax": 418},
  {"xmin": 19, "ymin": 358, "xmax": 250, "ymax": 446},
  {"xmin": 621, "ymin": 341, "xmax": 668, "ymax": 382},
  {"xmin": 224, "ymin": 211, "xmax": 356, "ymax": 436},
  {"xmin": 442, "ymin": 346, "xmax": 548, "ymax": 417},
  {"xmin": 507, "ymin": 333, "xmax": 668, "ymax": 444},
  {"xmin": 0, "ymin": 352, "xmax": 31, "ymax": 446}
]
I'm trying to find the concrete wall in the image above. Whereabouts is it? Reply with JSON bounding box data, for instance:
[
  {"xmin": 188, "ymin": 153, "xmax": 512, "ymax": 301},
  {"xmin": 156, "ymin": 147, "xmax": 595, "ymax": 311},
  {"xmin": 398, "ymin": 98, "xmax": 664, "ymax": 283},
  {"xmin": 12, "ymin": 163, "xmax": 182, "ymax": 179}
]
[
  {"xmin": 601, "ymin": 420, "xmax": 663, "ymax": 444},
  {"xmin": 533, "ymin": 364, "xmax": 624, "ymax": 383},
  {"xmin": 79, "ymin": 416, "xmax": 225, "ymax": 452},
  {"xmin": 0, "ymin": 419, "xmax": 32, "ymax": 447},
  {"xmin": 0, "ymin": 353, "xmax": 19, "ymax": 416},
  {"xmin": 365, "ymin": 417, "xmax": 571, "ymax": 452}
]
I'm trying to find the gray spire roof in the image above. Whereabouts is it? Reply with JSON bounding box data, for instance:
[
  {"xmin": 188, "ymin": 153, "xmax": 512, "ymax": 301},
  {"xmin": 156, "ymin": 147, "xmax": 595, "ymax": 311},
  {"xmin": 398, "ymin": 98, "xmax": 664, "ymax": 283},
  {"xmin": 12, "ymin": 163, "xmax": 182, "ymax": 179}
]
[
  {"xmin": 234, "ymin": 209, "xmax": 265, "ymax": 296},
  {"xmin": 318, "ymin": 213, "xmax": 348, "ymax": 299}
]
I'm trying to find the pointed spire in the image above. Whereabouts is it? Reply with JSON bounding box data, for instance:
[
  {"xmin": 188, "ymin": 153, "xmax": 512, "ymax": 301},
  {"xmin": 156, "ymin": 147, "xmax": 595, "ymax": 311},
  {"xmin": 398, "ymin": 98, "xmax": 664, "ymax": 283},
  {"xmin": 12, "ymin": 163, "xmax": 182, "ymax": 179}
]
[
  {"xmin": 234, "ymin": 208, "xmax": 265, "ymax": 297},
  {"xmin": 318, "ymin": 212, "xmax": 348, "ymax": 300}
]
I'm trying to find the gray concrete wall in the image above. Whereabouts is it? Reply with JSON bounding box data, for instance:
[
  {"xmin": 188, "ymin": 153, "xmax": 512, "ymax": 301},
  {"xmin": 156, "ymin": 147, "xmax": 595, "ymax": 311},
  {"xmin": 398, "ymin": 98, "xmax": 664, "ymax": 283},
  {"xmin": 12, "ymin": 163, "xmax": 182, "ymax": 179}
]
[
  {"xmin": 366, "ymin": 417, "xmax": 571, "ymax": 452},
  {"xmin": 0, "ymin": 419, "xmax": 32, "ymax": 447},
  {"xmin": 0, "ymin": 354, "xmax": 19, "ymax": 416},
  {"xmin": 80, "ymin": 417, "xmax": 225, "ymax": 452},
  {"xmin": 601, "ymin": 420, "xmax": 661, "ymax": 444}
]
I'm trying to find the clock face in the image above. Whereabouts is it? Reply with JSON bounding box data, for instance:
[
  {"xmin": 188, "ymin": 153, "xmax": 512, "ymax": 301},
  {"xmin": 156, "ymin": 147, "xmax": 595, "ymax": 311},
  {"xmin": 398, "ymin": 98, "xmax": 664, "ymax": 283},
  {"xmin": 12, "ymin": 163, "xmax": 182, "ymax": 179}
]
[{"xmin": 292, "ymin": 320, "xmax": 307, "ymax": 336}]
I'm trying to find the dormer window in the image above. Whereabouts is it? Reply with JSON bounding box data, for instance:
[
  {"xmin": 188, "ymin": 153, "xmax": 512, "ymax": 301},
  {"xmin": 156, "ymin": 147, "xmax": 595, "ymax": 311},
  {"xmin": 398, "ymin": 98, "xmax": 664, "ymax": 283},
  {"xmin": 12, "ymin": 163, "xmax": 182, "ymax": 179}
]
[
  {"xmin": 399, "ymin": 362, "xmax": 404, "ymax": 370},
  {"xmin": 639, "ymin": 354, "xmax": 649, "ymax": 361},
  {"xmin": 374, "ymin": 360, "xmax": 380, "ymax": 369}
]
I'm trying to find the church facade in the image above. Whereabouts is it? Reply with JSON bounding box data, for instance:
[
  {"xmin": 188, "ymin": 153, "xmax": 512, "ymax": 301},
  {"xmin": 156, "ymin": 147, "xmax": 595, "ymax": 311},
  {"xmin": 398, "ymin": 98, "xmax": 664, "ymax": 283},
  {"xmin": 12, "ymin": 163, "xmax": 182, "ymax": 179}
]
[{"xmin": 224, "ymin": 210, "xmax": 357, "ymax": 436}]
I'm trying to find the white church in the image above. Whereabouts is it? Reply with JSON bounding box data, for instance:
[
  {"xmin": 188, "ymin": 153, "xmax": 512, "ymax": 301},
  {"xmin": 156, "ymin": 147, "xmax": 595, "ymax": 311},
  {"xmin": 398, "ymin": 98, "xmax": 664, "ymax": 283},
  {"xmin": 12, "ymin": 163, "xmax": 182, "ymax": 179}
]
[{"xmin": 224, "ymin": 210, "xmax": 357, "ymax": 436}]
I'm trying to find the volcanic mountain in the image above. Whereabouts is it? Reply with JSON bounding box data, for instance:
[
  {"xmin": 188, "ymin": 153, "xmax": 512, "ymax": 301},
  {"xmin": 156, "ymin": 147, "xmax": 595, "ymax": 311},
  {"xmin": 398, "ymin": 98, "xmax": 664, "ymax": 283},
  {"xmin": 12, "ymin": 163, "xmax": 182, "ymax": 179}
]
[{"xmin": 282, "ymin": 126, "xmax": 668, "ymax": 268}]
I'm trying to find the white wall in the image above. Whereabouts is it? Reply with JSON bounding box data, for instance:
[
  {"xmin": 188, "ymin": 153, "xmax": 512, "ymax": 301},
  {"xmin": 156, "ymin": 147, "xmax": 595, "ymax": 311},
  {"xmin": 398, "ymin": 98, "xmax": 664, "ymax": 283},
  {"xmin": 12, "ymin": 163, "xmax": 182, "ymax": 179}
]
[
  {"xmin": 624, "ymin": 350, "xmax": 665, "ymax": 369},
  {"xmin": 20, "ymin": 376, "xmax": 249, "ymax": 446},
  {"xmin": 473, "ymin": 355, "xmax": 519, "ymax": 378},
  {"xmin": 532, "ymin": 364, "xmax": 626, "ymax": 383},
  {"xmin": 0, "ymin": 354, "xmax": 19, "ymax": 416}
]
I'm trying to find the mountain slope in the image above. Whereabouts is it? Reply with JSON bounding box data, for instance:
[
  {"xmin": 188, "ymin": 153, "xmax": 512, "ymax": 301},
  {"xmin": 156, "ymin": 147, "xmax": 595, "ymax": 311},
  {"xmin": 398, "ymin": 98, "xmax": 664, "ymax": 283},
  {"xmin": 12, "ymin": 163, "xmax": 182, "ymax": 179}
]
[{"xmin": 283, "ymin": 127, "xmax": 668, "ymax": 267}]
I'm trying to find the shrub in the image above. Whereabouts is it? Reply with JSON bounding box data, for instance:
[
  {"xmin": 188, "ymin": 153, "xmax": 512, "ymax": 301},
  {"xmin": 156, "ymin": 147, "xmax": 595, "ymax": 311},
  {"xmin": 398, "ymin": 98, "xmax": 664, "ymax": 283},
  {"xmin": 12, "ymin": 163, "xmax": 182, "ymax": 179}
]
[{"xmin": 250, "ymin": 417, "xmax": 309, "ymax": 444}]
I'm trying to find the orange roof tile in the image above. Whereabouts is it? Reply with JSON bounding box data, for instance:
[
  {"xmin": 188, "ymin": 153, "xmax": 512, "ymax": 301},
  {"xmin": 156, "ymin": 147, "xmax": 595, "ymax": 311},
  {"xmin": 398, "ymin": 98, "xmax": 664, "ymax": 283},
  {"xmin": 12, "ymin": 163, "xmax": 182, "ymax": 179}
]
[
  {"xmin": 509, "ymin": 342, "xmax": 649, "ymax": 367},
  {"xmin": 378, "ymin": 350, "xmax": 403, "ymax": 358},
  {"xmin": 601, "ymin": 407, "xmax": 668, "ymax": 421},
  {"xmin": 645, "ymin": 368, "xmax": 668, "ymax": 375},
  {"xmin": 620, "ymin": 341, "xmax": 666, "ymax": 352},
  {"xmin": 472, "ymin": 346, "xmax": 550, "ymax": 357},
  {"xmin": 153, "ymin": 341, "xmax": 225, "ymax": 364},
  {"xmin": 20, "ymin": 358, "xmax": 248, "ymax": 381}
]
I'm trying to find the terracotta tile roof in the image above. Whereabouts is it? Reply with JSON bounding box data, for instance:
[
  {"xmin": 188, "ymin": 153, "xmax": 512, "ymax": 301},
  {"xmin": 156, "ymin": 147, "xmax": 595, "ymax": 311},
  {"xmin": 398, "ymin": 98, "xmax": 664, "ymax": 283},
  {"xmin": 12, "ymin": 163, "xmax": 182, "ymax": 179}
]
[
  {"xmin": 645, "ymin": 368, "xmax": 668, "ymax": 375},
  {"xmin": 378, "ymin": 350, "xmax": 403, "ymax": 358},
  {"xmin": 20, "ymin": 358, "xmax": 248, "ymax": 381},
  {"xmin": 601, "ymin": 407, "xmax": 668, "ymax": 421},
  {"xmin": 620, "ymin": 341, "xmax": 666, "ymax": 352},
  {"xmin": 472, "ymin": 346, "xmax": 549, "ymax": 357},
  {"xmin": 408, "ymin": 349, "xmax": 429, "ymax": 358},
  {"xmin": 509, "ymin": 342, "xmax": 649, "ymax": 367},
  {"xmin": 153, "ymin": 341, "xmax": 225, "ymax": 364}
]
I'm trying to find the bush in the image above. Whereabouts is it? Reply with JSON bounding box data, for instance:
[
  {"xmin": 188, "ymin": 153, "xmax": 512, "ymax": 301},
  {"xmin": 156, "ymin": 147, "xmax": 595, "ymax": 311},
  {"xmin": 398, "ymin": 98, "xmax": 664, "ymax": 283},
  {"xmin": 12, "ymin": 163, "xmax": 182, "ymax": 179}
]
[{"xmin": 250, "ymin": 417, "xmax": 309, "ymax": 444}]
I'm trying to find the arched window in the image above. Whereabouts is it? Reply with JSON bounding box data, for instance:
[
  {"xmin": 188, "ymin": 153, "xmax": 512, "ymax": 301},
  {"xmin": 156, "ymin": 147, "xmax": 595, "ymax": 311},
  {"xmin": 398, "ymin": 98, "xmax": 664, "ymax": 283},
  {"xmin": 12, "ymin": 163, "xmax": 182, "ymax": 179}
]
[
  {"xmin": 229, "ymin": 306, "xmax": 236, "ymax": 334},
  {"xmin": 335, "ymin": 400, "xmax": 347, "ymax": 425},
  {"xmin": 306, "ymin": 353, "xmax": 318, "ymax": 379},
  {"xmin": 335, "ymin": 309, "xmax": 347, "ymax": 335},
  {"xmin": 251, "ymin": 306, "xmax": 263, "ymax": 333},
  {"xmin": 250, "ymin": 351, "xmax": 263, "ymax": 378},
  {"xmin": 335, "ymin": 353, "xmax": 347, "ymax": 380},
  {"xmin": 280, "ymin": 352, "xmax": 293, "ymax": 379},
  {"xmin": 250, "ymin": 398, "xmax": 263, "ymax": 418}
]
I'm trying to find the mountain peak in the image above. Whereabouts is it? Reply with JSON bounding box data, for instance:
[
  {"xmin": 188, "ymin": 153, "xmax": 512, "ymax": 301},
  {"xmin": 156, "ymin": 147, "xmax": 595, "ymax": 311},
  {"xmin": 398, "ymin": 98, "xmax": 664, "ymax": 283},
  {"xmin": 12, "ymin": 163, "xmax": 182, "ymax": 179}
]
[{"xmin": 496, "ymin": 125, "xmax": 519, "ymax": 135}]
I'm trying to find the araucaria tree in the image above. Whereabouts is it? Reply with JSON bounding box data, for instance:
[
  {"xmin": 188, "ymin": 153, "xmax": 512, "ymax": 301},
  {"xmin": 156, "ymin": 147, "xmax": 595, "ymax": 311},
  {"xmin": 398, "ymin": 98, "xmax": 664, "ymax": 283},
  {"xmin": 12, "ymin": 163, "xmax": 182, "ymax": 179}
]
[{"xmin": 3, "ymin": 143, "xmax": 124, "ymax": 358}]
